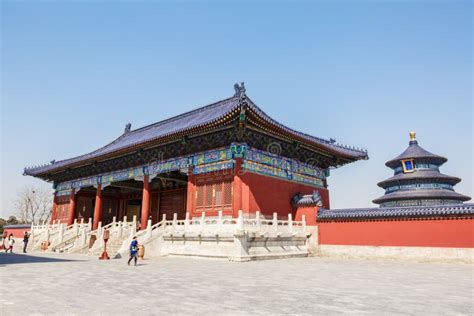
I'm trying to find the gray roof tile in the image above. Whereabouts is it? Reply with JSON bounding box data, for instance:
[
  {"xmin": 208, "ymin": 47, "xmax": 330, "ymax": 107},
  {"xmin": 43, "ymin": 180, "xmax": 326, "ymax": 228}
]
[
  {"xmin": 25, "ymin": 88, "xmax": 368, "ymax": 176},
  {"xmin": 318, "ymin": 203, "xmax": 474, "ymax": 220}
]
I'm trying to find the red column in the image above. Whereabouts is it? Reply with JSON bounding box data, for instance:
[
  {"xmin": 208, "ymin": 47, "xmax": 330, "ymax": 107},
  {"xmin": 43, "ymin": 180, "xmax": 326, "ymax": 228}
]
[
  {"xmin": 93, "ymin": 184, "xmax": 102, "ymax": 230},
  {"xmin": 50, "ymin": 195, "xmax": 58, "ymax": 224},
  {"xmin": 232, "ymin": 158, "xmax": 243, "ymax": 218},
  {"xmin": 186, "ymin": 166, "xmax": 195, "ymax": 217},
  {"xmin": 67, "ymin": 190, "xmax": 76, "ymax": 226},
  {"xmin": 140, "ymin": 175, "xmax": 150, "ymax": 229}
]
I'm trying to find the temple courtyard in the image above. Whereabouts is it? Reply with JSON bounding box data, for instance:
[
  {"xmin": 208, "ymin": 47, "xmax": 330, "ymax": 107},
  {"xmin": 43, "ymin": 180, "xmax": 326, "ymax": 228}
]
[{"xmin": 0, "ymin": 253, "xmax": 472, "ymax": 315}]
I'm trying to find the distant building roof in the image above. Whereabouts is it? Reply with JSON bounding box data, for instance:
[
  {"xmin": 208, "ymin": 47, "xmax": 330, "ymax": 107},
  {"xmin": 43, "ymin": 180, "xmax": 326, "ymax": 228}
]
[
  {"xmin": 318, "ymin": 203, "xmax": 474, "ymax": 221},
  {"xmin": 385, "ymin": 132, "xmax": 447, "ymax": 168},
  {"xmin": 3, "ymin": 224, "xmax": 31, "ymax": 229},
  {"xmin": 373, "ymin": 132, "xmax": 470, "ymax": 206}
]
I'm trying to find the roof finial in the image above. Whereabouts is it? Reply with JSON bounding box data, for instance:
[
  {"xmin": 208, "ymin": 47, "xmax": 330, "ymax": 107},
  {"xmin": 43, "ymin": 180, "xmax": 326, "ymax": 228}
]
[
  {"xmin": 409, "ymin": 131, "xmax": 416, "ymax": 142},
  {"xmin": 233, "ymin": 82, "xmax": 246, "ymax": 97},
  {"xmin": 124, "ymin": 123, "xmax": 132, "ymax": 134}
]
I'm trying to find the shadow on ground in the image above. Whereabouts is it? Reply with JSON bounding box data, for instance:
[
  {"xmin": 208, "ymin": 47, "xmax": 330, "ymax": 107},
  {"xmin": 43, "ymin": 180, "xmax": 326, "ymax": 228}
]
[{"xmin": 0, "ymin": 253, "xmax": 83, "ymax": 266}]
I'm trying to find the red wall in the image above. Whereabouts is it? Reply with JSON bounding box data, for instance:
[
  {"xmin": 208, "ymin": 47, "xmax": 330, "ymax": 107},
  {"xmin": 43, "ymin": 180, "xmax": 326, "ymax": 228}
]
[
  {"xmin": 241, "ymin": 172, "xmax": 329, "ymax": 218},
  {"xmin": 318, "ymin": 218, "xmax": 474, "ymax": 248},
  {"xmin": 3, "ymin": 227, "xmax": 30, "ymax": 238}
]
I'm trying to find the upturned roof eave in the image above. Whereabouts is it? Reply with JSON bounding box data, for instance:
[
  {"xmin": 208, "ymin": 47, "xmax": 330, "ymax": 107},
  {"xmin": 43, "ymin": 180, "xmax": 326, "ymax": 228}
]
[
  {"xmin": 24, "ymin": 90, "xmax": 368, "ymax": 178},
  {"xmin": 376, "ymin": 173, "xmax": 462, "ymax": 188},
  {"xmin": 372, "ymin": 190, "xmax": 471, "ymax": 204}
]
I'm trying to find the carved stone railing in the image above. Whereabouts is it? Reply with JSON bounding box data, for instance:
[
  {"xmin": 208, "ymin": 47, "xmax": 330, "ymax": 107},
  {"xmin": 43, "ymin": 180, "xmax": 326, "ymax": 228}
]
[
  {"xmin": 87, "ymin": 216, "xmax": 138, "ymax": 255},
  {"xmin": 162, "ymin": 211, "xmax": 307, "ymax": 237}
]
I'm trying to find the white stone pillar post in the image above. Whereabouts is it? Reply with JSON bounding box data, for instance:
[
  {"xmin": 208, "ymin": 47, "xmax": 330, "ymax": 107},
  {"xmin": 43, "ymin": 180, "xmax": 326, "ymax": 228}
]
[
  {"xmin": 130, "ymin": 216, "xmax": 137, "ymax": 238},
  {"xmin": 172, "ymin": 213, "xmax": 178, "ymax": 230},
  {"xmin": 45, "ymin": 227, "xmax": 50, "ymax": 243},
  {"xmin": 146, "ymin": 219, "xmax": 152, "ymax": 238},
  {"xmin": 81, "ymin": 228, "xmax": 87, "ymax": 246},
  {"xmin": 302, "ymin": 215, "xmax": 306, "ymax": 230},
  {"xmin": 288, "ymin": 213, "xmax": 293, "ymax": 234},
  {"xmin": 87, "ymin": 218, "xmax": 92, "ymax": 231},
  {"xmin": 184, "ymin": 212, "xmax": 190, "ymax": 230},
  {"xmin": 200, "ymin": 212, "xmax": 206, "ymax": 231},
  {"xmin": 97, "ymin": 221, "xmax": 102, "ymax": 239},
  {"xmin": 73, "ymin": 219, "xmax": 79, "ymax": 236},
  {"xmin": 118, "ymin": 221, "xmax": 122, "ymax": 238},
  {"xmin": 256, "ymin": 211, "xmax": 261, "ymax": 231},
  {"xmin": 58, "ymin": 223, "xmax": 64, "ymax": 243},
  {"xmin": 218, "ymin": 211, "xmax": 223, "ymax": 231},
  {"xmin": 273, "ymin": 212, "xmax": 278, "ymax": 232},
  {"xmin": 237, "ymin": 210, "xmax": 244, "ymax": 230}
]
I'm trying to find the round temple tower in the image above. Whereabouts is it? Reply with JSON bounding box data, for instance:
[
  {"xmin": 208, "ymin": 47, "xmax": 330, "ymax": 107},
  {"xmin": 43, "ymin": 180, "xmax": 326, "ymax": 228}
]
[{"xmin": 373, "ymin": 132, "xmax": 471, "ymax": 207}]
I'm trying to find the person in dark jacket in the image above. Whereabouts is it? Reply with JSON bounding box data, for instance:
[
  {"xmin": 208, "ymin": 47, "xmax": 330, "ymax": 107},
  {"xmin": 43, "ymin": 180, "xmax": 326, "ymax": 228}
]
[
  {"xmin": 23, "ymin": 232, "xmax": 30, "ymax": 253},
  {"xmin": 127, "ymin": 236, "xmax": 139, "ymax": 266}
]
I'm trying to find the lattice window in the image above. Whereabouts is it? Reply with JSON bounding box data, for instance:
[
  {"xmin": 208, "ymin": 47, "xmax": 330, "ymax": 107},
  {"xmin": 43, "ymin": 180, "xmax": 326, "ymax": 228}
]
[
  {"xmin": 215, "ymin": 184, "xmax": 223, "ymax": 206},
  {"xmin": 196, "ymin": 185, "xmax": 204, "ymax": 207},
  {"xmin": 195, "ymin": 179, "xmax": 233, "ymax": 212},
  {"xmin": 223, "ymin": 181, "xmax": 232, "ymax": 206},
  {"xmin": 205, "ymin": 184, "xmax": 213, "ymax": 207}
]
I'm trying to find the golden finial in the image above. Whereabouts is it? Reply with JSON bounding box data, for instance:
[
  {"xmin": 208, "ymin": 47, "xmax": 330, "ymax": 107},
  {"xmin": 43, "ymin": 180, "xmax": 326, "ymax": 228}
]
[{"xmin": 409, "ymin": 131, "xmax": 416, "ymax": 141}]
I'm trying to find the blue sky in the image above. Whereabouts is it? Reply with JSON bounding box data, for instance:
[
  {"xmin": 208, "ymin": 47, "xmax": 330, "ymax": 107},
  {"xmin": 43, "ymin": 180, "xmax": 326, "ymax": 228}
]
[{"xmin": 1, "ymin": 1, "xmax": 472, "ymax": 217}]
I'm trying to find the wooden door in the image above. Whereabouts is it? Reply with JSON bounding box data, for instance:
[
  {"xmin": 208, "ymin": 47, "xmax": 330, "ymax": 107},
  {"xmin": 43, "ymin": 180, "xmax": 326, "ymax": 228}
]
[
  {"xmin": 76, "ymin": 197, "xmax": 94, "ymax": 223},
  {"xmin": 159, "ymin": 189, "xmax": 186, "ymax": 220},
  {"xmin": 101, "ymin": 198, "xmax": 119, "ymax": 225}
]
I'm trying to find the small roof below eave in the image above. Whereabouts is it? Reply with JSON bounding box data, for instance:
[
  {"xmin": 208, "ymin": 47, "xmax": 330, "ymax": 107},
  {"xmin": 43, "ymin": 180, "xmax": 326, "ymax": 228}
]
[{"xmin": 318, "ymin": 203, "xmax": 474, "ymax": 220}]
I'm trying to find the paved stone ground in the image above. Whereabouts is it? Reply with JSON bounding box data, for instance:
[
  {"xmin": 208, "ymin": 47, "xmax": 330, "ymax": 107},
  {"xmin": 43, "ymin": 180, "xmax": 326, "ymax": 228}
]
[{"xmin": 0, "ymin": 252, "xmax": 473, "ymax": 315}]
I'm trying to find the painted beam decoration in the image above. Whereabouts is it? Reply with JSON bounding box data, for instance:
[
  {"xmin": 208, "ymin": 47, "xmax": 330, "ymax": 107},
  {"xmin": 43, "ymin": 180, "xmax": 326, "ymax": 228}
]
[
  {"xmin": 243, "ymin": 146, "xmax": 325, "ymax": 188},
  {"xmin": 53, "ymin": 143, "xmax": 326, "ymax": 194},
  {"xmin": 193, "ymin": 161, "xmax": 234, "ymax": 175},
  {"xmin": 148, "ymin": 157, "xmax": 189, "ymax": 175},
  {"xmin": 53, "ymin": 147, "xmax": 235, "ymax": 194}
]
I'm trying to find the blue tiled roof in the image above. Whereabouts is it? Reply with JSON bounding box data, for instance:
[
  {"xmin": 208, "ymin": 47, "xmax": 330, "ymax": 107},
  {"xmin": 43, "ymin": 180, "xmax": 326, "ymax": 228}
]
[
  {"xmin": 24, "ymin": 86, "xmax": 368, "ymax": 176},
  {"xmin": 318, "ymin": 203, "xmax": 474, "ymax": 220},
  {"xmin": 372, "ymin": 189, "xmax": 471, "ymax": 205},
  {"xmin": 377, "ymin": 170, "xmax": 461, "ymax": 188},
  {"xmin": 386, "ymin": 140, "xmax": 447, "ymax": 168}
]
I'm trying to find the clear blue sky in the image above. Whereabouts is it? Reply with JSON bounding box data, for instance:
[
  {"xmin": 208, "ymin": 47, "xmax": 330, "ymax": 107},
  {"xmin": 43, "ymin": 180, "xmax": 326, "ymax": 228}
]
[{"xmin": 1, "ymin": 1, "xmax": 472, "ymax": 218}]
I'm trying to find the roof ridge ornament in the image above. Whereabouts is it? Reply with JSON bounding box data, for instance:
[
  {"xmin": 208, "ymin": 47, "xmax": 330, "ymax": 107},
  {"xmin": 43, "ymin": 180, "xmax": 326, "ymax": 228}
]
[
  {"xmin": 234, "ymin": 82, "xmax": 246, "ymax": 98},
  {"xmin": 124, "ymin": 123, "xmax": 132, "ymax": 134}
]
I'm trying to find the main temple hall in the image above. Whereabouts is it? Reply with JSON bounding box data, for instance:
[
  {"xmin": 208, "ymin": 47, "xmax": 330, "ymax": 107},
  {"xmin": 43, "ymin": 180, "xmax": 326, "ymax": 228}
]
[{"xmin": 24, "ymin": 83, "xmax": 368, "ymax": 230}]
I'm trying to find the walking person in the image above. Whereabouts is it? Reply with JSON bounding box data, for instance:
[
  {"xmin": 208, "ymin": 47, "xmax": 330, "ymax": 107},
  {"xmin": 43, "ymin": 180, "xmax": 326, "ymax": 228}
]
[
  {"xmin": 127, "ymin": 236, "xmax": 139, "ymax": 266},
  {"xmin": 5, "ymin": 234, "xmax": 15, "ymax": 253},
  {"xmin": 23, "ymin": 231, "xmax": 30, "ymax": 253}
]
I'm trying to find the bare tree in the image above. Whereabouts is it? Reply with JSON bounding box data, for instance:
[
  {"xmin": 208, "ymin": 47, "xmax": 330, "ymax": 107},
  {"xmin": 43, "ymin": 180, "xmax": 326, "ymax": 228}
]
[{"xmin": 13, "ymin": 185, "xmax": 53, "ymax": 224}]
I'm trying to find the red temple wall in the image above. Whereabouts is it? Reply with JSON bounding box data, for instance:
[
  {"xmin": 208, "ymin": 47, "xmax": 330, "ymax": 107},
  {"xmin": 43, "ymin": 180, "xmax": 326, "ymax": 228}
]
[
  {"xmin": 186, "ymin": 168, "xmax": 329, "ymax": 219},
  {"xmin": 318, "ymin": 218, "xmax": 474, "ymax": 248},
  {"xmin": 3, "ymin": 227, "xmax": 30, "ymax": 238},
  {"xmin": 240, "ymin": 172, "xmax": 329, "ymax": 218}
]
